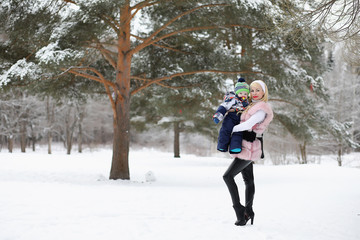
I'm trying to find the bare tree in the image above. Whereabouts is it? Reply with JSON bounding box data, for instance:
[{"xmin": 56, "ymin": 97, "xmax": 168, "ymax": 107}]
[
  {"xmin": 305, "ymin": 0, "xmax": 360, "ymax": 66},
  {"xmin": 77, "ymin": 106, "xmax": 85, "ymax": 153},
  {"xmin": 320, "ymin": 42, "xmax": 360, "ymax": 164},
  {"xmin": 0, "ymin": 99, "xmax": 18, "ymax": 152},
  {"xmin": 45, "ymin": 96, "xmax": 56, "ymax": 154},
  {"xmin": 0, "ymin": 90, "xmax": 41, "ymax": 152}
]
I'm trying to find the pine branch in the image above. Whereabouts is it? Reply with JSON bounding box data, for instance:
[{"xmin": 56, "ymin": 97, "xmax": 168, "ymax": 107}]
[
  {"xmin": 104, "ymin": 83, "xmax": 116, "ymax": 119},
  {"xmin": 63, "ymin": 0, "xmax": 77, "ymax": 4},
  {"xmin": 129, "ymin": 0, "xmax": 163, "ymax": 23},
  {"xmin": 130, "ymin": 3, "xmax": 228, "ymax": 55},
  {"xmin": 64, "ymin": 66, "xmax": 125, "ymax": 104},
  {"xmin": 100, "ymin": 15, "xmax": 121, "ymax": 35},
  {"xmin": 155, "ymin": 81, "xmax": 200, "ymax": 90},
  {"xmin": 131, "ymin": 0, "xmax": 162, "ymax": 10},
  {"xmin": 88, "ymin": 40, "xmax": 117, "ymax": 69},
  {"xmin": 62, "ymin": 67, "xmax": 116, "ymax": 90},
  {"xmin": 273, "ymin": 112, "xmax": 298, "ymax": 139},
  {"xmin": 131, "ymin": 75, "xmax": 148, "ymax": 81},
  {"xmin": 132, "ymin": 24, "xmax": 262, "ymax": 54},
  {"xmin": 131, "ymin": 34, "xmax": 192, "ymax": 54},
  {"xmin": 131, "ymin": 69, "xmax": 262, "ymax": 95},
  {"xmin": 269, "ymin": 98, "xmax": 315, "ymax": 118}
]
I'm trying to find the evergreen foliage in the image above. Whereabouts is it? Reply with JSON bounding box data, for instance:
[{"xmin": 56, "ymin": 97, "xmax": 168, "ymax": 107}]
[{"xmin": 0, "ymin": 0, "xmax": 357, "ymax": 177}]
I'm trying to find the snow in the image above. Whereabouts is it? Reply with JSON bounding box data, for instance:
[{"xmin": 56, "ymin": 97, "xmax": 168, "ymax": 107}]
[
  {"xmin": 35, "ymin": 42, "xmax": 84, "ymax": 65},
  {"xmin": 0, "ymin": 59, "xmax": 41, "ymax": 87},
  {"xmin": 0, "ymin": 147, "xmax": 359, "ymax": 240}
]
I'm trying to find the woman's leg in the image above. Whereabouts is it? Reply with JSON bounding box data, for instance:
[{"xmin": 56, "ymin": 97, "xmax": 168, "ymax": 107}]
[
  {"xmin": 241, "ymin": 162, "xmax": 255, "ymax": 224},
  {"xmin": 223, "ymin": 158, "xmax": 252, "ymax": 206},
  {"xmin": 223, "ymin": 158, "xmax": 252, "ymax": 225}
]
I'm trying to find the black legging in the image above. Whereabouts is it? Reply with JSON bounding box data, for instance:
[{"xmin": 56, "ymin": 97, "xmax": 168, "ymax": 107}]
[{"xmin": 223, "ymin": 158, "xmax": 255, "ymax": 209}]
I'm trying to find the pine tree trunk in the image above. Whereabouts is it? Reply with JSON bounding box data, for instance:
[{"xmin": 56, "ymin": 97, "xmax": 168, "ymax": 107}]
[
  {"xmin": 8, "ymin": 136, "xmax": 13, "ymax": 153},
  {"xmin": 337, "ymin": 146, "xmax": 342, "ymax": 166},
  {"xmin": 65, "ymin": 108, "xmax": 71, "ymax": 155},
  {"xmin": 0, "ymin": 135, "xmax": 3, "ymax": 151},
  {"xmin": 174, "ymin": 121, "xmax": 180, "ymax": 158},
  {"xmin": 48, "ymin": 132, "xmax": 52, "ymax": 154},
  {"xmin": 101, "ymin": 125, "xmax": 106, "ymax": 144},
  {"xmin": 110, "ymin": 97, "xmax": 131, "ymax": 180},
  {"xmin": 30, "ymin": 124, "xmax": 36, "ymax": 152},
  {"xmin": 109, "ymin": 2, "xmax": 131, "ymax": 180},
  {"xmin": 300, "ymin": 141, "xmax": 307, "ymax": 164},
  {"xmin": 66, "ymin": 130, "xmax": 72, "ymax": 155},
  {"xmin": 32, "ymin": 138, "xmax": 36, "ymax": 151},
  {"xmin": 46, "ymin": 96, "xmax": 55, "ymax": 155},
  {"xmin": 239, "ymin": 28, "xmax": 254, "ymax": 78},
  {"xmin": 78, "ymin": 110, "xmax": 84, "ymax": 153},
  {"xmin": 20, "ymin": 120, "xmax": 27, "ymax": 153},
  {"xmin": 78, "ymin": 123, "xmax": 82, "ymax": 153},
  {"xmin": 65, "ymin": 108, "xmax": 77, "ymax": 155}
]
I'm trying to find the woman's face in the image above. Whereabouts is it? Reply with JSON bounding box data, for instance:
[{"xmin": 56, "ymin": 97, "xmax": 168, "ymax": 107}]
[{"xmin": 250, "ymin": 83, "xmax": 265, "ymax": 100}]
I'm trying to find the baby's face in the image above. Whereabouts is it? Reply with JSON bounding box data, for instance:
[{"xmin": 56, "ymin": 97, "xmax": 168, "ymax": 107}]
[{"xmin": 237, "ymin": 92, "xmax": 248, "ymax": 98}]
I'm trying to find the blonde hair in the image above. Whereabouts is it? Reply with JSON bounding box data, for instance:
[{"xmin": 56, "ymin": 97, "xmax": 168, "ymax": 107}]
[{"xmin": 243, "ymin": 80, "xmax": 269, "ymax": 114}]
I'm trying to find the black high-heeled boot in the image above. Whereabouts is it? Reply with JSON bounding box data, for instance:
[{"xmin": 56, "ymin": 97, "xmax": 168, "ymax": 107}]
[
  {"xmin": 242, "ymin": 162, "xmax": 255, "ymax": 225},
  {"xmin": 245, "ymin": 207, "xmax": 255, "ymax": 225},
  {"xmin": 233, "ymin": 205, "xmax": 246, "ymax": 226}
]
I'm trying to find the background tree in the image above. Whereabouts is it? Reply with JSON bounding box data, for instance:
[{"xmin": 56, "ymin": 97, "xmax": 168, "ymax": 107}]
[
  {"xmin": 0, "ymin": 0, "xmax": 262, "ymax": 179},
  {"xmin": 1, "ymin": 0, "xmax": 357, "ymax": 170},
  {"xmin": 130, "ymin": 0, "xmax": 340, "ymax": 161},
  {"xmin": 131, "ymin": 80, "xmax": 222, "ymax": 158},
  {"xmin": 215, "ymin": 1, "xmax": 340, "ymax": 163},
  {"xmin": 319, "ymin": 43, "xmax": 360, "ymax": 165},
  {"xmin": 302, "ymin": 0, "xmax": 360, "ymax": 67}
]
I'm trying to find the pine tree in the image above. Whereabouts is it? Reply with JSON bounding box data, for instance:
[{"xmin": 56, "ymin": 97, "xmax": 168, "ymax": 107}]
[
  {"xmin": 0, "ymin": 0, "xmax": 260, "ymax": 179},
  {"xmin": 1, "ymin": 0, "xmax": 354, "ymax": 174}
]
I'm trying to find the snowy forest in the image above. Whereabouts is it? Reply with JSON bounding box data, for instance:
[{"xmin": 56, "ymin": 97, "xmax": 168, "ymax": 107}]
[
  {"xmin": 1, "ymin": 1, "xmax": 360, "ymax": 239},
  {"xmin": 0, "ymin": 0, "xmax": 359, "ymax": 179}
]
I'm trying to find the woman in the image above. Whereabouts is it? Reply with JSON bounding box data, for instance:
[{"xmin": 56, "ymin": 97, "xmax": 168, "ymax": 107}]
[{"xmin": 223, "ymin": 80, "xmax": 273, "ymax": 226}]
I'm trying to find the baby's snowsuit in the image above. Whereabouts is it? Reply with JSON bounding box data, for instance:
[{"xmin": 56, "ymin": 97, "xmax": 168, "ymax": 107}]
[{"xmin": 213, "ymin": 91, "xmax": 249, "ymax": 154}]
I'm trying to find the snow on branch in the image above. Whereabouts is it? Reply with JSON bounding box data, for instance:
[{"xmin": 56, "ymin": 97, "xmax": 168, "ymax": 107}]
[
  {"xmin": 35, "ymin": 42, "xmax": 84, "ymax": 65},
  {"xmin": 129, "ymin": 0, "xmax": 162, "ymax": 23},
  {"xmin": 0, "ymin": 59, "xmax": 41, "ymax": 87},
  {"xmin": 130, "ymin": 69, "xmax": 262, "ymax": 95},
  {"xmin": 130, "ymin": 3, "xmax": 229, "ymax": 54}
]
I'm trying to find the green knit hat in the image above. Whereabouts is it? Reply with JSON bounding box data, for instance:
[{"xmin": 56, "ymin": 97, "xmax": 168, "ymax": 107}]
[{"xmin": 234, "ymin": 78, "xmax": 249, "ymax": 95}]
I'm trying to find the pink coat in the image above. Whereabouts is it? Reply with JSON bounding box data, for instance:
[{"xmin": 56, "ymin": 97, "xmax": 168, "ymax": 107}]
[{"xmin": 230, "ymin": 101, "xmax": 273, "ymax": 161}]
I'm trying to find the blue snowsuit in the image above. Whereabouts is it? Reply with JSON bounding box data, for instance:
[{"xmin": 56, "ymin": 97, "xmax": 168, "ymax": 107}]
[{"xmin": 213, "ymin": 91, "xmax": 249, "ymax": 154}]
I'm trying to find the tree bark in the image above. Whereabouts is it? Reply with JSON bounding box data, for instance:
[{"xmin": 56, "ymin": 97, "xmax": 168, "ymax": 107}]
[
  {"xmin": 78, "ymin": 110, "xmax": 84, "ymax": 153},
  {"xmin": 337, "ymin": 146, "xmax": 342, "ymax": 166},
  {"xmin": 0, "ymin": 135, "xmax": 3, "ymax": 151},
  {"xmin": 20, "ymin": 120, "xmax": 27, "ymax": 153},
  {"xmin": 66, "ymin": 129, "xmax": 72, "ymax": 155},
  {"xmin": 174, "ymin": 121, "xmax": 180, "ymax": 158},
  {"xmin": 300, "ymin": 141, "xmax": 307, "ymax": 164},
  {"xmin": 109, "ymin": 2, "xmax": 131, "ymax": 180},
  {"xmin": 46, "ymin": 96, "xmax": 55, "ymax": 154},
  {"xmin": 31, "ymin": 136, "xmax": 36, "ymax": 152},
  {"xmin": 8, "ymin": 135, "xmax": 13, "ymax": 153},
  {"xmin": 48, "ymin": 132, "xmax": 52, "ymax": 154},
  {"xmin": 78, "ymin": 123, "xmax": 83, "ymax": 153},
  {"xmin": 110, "ymin": 96, "xmax": 131, "ymax": 180},
  {"xmin": 238, "ymin": 28, "xmax": 254, "ymax": 79},
  {"xmin": 65, "ymin": 107, "xmax": 78, "ymax": 155}
]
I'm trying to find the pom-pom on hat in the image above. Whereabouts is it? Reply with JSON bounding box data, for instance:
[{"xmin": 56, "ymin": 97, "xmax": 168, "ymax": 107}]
[{"xmin": 234, "ymin": 78, "xmax": 250, "ymax": 95}]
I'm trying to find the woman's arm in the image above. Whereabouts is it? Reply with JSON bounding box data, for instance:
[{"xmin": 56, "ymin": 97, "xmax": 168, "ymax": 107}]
[{"xmin": 232, "ymin": 110, "xmax": 266, "ymax": 133}]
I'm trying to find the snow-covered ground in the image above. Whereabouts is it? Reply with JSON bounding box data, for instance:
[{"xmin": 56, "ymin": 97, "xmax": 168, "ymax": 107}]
[{"xmin": 0, "ymin": 147, "xmax": 359, "ymax": 240}]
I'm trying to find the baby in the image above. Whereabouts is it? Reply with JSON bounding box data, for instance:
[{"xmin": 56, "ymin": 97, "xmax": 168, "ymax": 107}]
[{"xmin": 213, "ymin": 78, "xmax": 249, "ymax": 153}]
